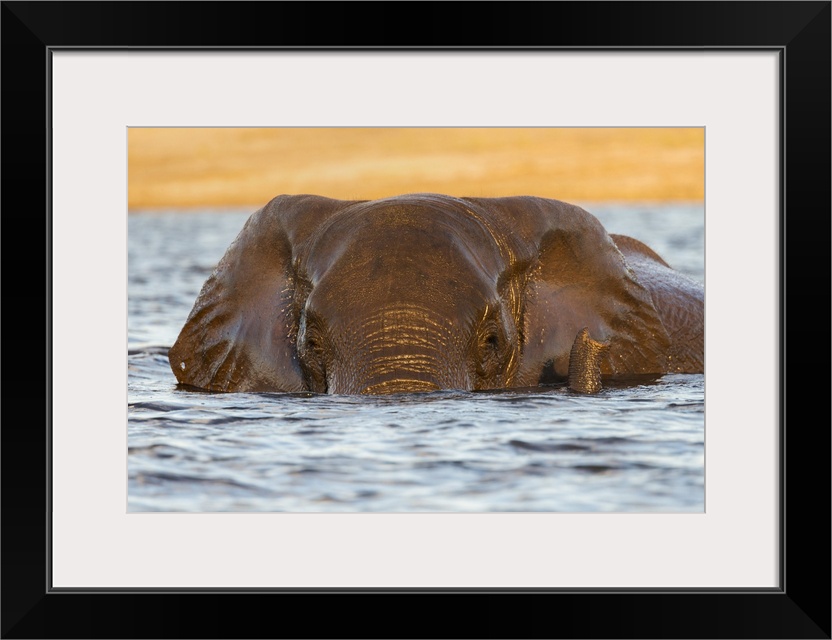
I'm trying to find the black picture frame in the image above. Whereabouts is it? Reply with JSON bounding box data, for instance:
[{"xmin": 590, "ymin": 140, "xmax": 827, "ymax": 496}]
[{"xmin": 2, "ymin": 2, "xmax": 829, "ymax": 638}]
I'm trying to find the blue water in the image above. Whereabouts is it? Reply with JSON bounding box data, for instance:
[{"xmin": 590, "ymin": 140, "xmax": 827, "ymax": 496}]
[{"xmin": 128, "ymin": 203, "xmax": 704, "ymax": 512}]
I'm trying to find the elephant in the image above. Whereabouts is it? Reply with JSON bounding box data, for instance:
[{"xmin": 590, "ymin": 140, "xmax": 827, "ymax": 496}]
[{"xmin": 168, "ymin": 193, "xmax": 703, "ymax": 395}]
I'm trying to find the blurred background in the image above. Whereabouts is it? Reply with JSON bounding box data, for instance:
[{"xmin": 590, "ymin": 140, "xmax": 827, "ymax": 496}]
[{"xmin": 128, "ymin": 127, "xmax": 703, "ymax": 210}]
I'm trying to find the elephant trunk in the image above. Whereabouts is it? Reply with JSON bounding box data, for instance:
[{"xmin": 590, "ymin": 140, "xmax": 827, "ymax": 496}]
[
  {"xmin": 328, "ymin": 305, "xmax": 471, "ymax": 395},
  {"xmin": 360, "ymin": 375, "xmax": 442, "ymax": 395}
]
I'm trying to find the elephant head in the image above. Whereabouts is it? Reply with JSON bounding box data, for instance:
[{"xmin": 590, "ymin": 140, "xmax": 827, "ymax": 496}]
[{"xmin": 168, "ymin": 194, "xmax": 703, "ymax": 394}]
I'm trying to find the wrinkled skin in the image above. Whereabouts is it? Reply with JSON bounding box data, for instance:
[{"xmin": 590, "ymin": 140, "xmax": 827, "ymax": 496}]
[{"xmin": 169, "ymin": 194, "xmax": 704, "ymax": 395}]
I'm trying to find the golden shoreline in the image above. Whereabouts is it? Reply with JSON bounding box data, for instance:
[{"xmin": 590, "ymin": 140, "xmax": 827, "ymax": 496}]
[
  {"xmin": 129, "ymin": 128, "xmax": 704, "ymax": 209},
  {"xmin": 128, "ymin": 198, "xmax": 704, "ymax": 214}
]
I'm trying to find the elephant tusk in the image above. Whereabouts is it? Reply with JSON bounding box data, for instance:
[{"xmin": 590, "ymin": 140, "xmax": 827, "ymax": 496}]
[{"xmin": 568, "ymin": 327, "xmax": 610, "ymax": 394}]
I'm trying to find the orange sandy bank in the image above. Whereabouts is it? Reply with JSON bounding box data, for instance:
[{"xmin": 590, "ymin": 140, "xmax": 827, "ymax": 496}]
[{"xmin": 128, "ymin": 128, "xmax": 704, "ymax": 209}]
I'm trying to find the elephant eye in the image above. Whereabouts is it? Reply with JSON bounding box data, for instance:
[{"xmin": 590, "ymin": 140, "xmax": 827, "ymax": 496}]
[
  {"xmin": 300, "ymin": 326, "xmax": 326, "ymax": 360},
  {"xmin": 303, "ymin": 324, "xmax": 328, "ymax": 357},
  {"xmin": 478, "ymin": 315, "xmax": 503, "ymax": 352},
  {"xmin": 484, "ymin": 332, "xmax": 500, "ymax": 350},
  {"xmin": 299, "ymin": 309, "xmax": 325, "ymax": 351},
  {"xmin": 476, "ymin": 322, "xmax": 503, "ymax": 362},
  {"xmin": 298, "ymin": 313, "xmax": 328, "ymax": 393},
  {"xmin": 473, "ymin": 327, "xmax": 505, "ymax": 390}
]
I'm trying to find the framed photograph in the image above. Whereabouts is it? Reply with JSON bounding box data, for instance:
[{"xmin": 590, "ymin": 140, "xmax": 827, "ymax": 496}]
[{"xmin": 3, "ymin": 2, "xmax": 829, "ymax": 638}]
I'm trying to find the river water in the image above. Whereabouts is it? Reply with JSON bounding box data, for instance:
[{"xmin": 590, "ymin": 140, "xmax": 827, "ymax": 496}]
[{"xmin": 128, "ymin": 203, "xmax": 704, "ymax": 512}]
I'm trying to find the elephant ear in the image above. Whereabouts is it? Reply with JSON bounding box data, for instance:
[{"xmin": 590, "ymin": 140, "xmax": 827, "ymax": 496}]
[
  {"xmin": 610, "ymin": 234, "xmax": 704, "ymax": 373},
  {"xmin": 168, "ymin": 195, "xmax": 351, "ymax": 392},
  {"xmin": 468, "ymin": 197, "xmax": 672, "ymax": 385}
]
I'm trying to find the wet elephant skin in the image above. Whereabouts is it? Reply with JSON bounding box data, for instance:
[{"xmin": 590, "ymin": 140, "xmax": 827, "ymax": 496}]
[{"xmin": 169, "ymin": 194, "xmax": 704, "ymax": 395}]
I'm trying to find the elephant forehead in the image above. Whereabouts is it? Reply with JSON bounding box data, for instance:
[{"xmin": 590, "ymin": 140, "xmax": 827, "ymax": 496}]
[
  {"xmin": 303, "ymin": 229, "xmax": 501, "ymax": 330},
  {"xmin": 302, "ymin": 202, "xmax": 505, "ymax": 285},
  {"xmin": 308, "ymin": 243, "xmax": 498, "ymax": 317}
]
